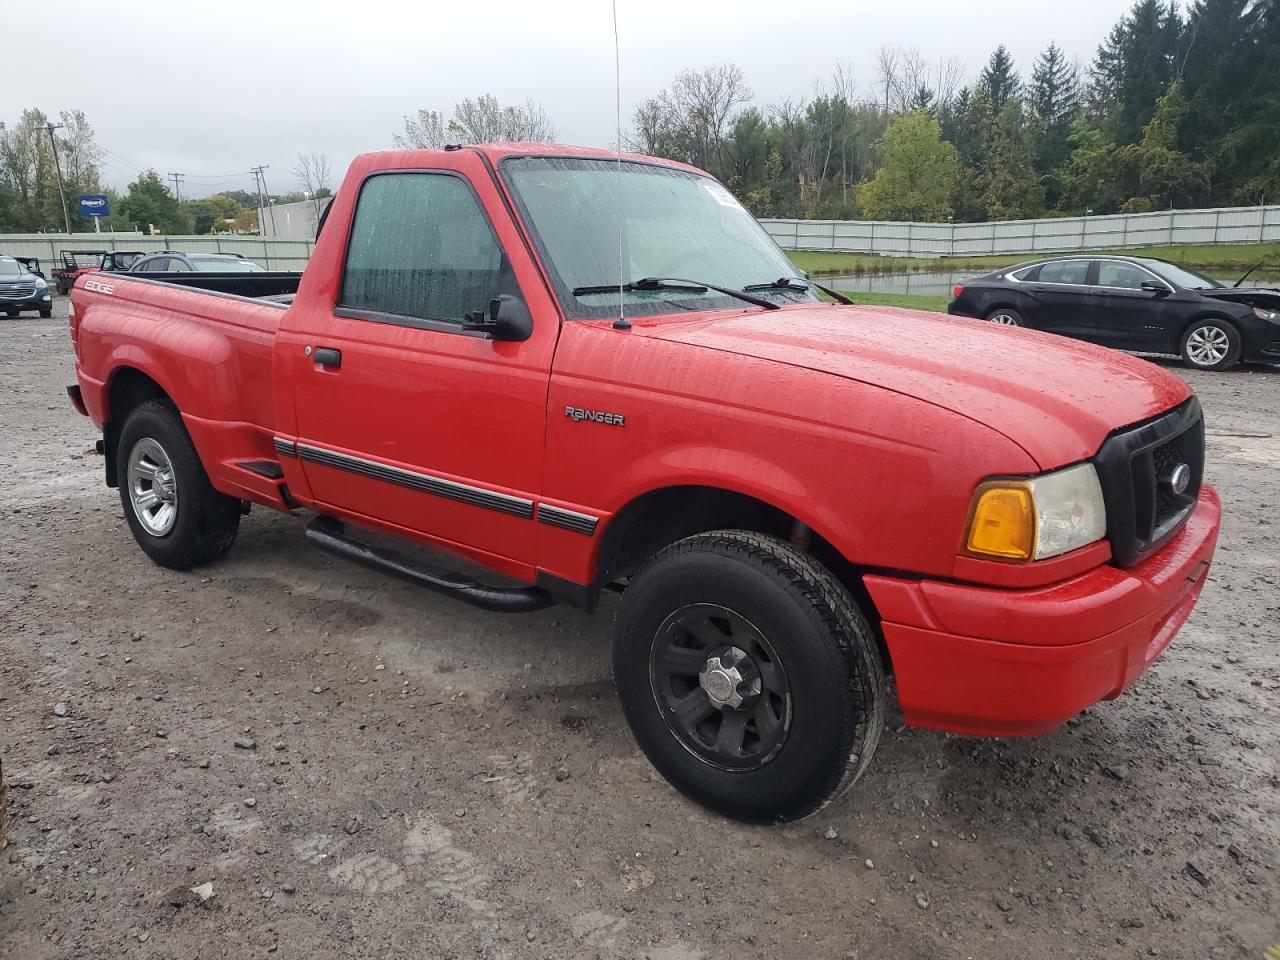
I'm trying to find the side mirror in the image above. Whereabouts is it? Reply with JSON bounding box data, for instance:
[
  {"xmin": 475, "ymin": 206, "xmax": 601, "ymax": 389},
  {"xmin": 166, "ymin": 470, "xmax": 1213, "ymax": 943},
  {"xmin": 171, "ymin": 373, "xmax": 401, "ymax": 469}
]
[
  {"xmin": 460, "ymin": 254, "xmax": 533, "ymax": 342},
  {"xmin": 1140, "ymin": 280, "xmax": 1169, "ymax": 296},
  {"xmin": 461, "ymin": 295, "xmax": 533, "ymax": 341}
]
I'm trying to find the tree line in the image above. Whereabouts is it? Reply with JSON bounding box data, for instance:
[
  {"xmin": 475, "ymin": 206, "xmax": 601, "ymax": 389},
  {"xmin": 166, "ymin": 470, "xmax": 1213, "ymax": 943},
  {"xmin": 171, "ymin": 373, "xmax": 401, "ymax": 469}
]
[
  {"xmin": 0, "ymin": 108, "xmax": 332, "ymax": 235},
  {"xmin": 631, "ymin": 0, "xmax": 1278, "ymax": 222},
  {"xmin": 393, "ymin": 1, "xmax": 1277, "ymax": 223}
]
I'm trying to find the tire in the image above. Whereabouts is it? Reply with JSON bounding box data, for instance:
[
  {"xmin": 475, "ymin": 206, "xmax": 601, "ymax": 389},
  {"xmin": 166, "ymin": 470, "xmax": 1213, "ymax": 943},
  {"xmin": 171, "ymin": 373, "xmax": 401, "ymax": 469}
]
[
  {"xmin": 1181, "ymin": 318, "xmax": 1241, "ymax": 371},
  {"xmin": 613, "ymin": 530, "xmax": 885, "ymax": 823},
  {"xmin": 38, "ymin": 307, "xmax": 51, "ymax": 319},
  {"xmin": 985, "ymin": 307, "xmax": 1024, "ymax": 326},
  {"xmin": 3, "ymin": 309, "xmax": 16, "ymax": 319},
  {"xmin": 116, "ymin": 399, "xmax": 241, "ymax": 570}
]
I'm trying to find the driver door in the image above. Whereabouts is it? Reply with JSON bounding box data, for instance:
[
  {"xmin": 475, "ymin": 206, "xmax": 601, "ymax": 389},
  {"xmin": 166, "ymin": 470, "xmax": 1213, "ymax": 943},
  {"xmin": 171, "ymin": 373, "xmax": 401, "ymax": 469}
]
[{"xmin": 281, "ymin": 159, "xmax": 557, "ymax": 570}]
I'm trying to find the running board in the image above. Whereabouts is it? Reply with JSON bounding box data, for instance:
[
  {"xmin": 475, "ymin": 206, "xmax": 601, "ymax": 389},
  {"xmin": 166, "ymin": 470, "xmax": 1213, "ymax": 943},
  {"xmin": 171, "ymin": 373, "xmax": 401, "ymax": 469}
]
[{"xmin": 304, "ymin": 516, "xmax": 555, "ymax": 613}]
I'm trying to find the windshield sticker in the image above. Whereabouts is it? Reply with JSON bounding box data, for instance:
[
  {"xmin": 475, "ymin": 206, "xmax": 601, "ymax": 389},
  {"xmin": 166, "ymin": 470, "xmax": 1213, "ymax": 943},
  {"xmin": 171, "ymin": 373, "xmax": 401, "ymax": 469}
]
[{"xmin": 702, "ymin": 183, "xmax": 743, "ymax": 209}]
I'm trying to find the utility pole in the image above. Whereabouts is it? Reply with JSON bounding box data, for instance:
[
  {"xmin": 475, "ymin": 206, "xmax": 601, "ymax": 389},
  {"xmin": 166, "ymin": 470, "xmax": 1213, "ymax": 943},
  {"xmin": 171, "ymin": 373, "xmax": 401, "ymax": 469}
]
[
  {"xmin": 250, "ymin": 164, "xmax": 276, "ymax": 236},
  {"xmin": 167, "ymin": 172, "xmax": 185, "ymax": 204},
  {"xmin": 45, "ymin": 122, "xmax": 72, "ymax": 235}
]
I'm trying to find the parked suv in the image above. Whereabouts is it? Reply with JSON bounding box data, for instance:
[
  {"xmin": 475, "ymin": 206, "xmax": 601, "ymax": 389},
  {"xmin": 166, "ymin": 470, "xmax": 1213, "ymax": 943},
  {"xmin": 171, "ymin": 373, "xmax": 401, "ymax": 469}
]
[
  {"xmin": 130, "ymin": 252, "xmax": 265, "ymax": 273},
  {"xmin": 0, "ymin": 255, "xmax": 53, "ymax": 317}
]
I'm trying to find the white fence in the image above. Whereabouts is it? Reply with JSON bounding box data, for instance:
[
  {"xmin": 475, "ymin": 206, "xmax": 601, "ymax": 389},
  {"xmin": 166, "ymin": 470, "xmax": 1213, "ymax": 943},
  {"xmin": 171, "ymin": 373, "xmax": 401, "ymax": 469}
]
[
  {"xmin": 0, "ymin": 233, "xmax": 315, "ymax": 272},
  {"xmin": 258, "ymin": 196, "xmax": 332, "ymax": 240},
  {"xmin": 760, "ymin": 204, "xmax": 1280, "ymax": 258}
]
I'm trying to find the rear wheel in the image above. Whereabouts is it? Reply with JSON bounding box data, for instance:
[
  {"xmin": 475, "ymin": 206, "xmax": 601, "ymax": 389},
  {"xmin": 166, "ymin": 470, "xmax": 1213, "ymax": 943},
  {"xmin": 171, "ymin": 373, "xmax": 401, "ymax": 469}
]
[
  {"xmin": 613, "ymin": 531, "xmax": 885, "ymax": 823},
  {"xmin": 985, "ymin": 307, "xmax": 1023, "ymax": 326},
  {"xmin": 1181, "ymin": 318, "xmax": 1241, "ymax": 371},
  {"xmin": 116, "ymin": 399, "xmax": 241, "ymax": 570}
]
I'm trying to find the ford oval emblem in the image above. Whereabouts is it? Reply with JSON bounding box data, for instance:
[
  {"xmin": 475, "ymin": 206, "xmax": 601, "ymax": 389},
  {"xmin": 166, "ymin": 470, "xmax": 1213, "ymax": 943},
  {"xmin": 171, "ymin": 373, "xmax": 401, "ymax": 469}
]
[{"xmin": 1169, "ymin": 463, "xmax": 1191, "ymax": 496}]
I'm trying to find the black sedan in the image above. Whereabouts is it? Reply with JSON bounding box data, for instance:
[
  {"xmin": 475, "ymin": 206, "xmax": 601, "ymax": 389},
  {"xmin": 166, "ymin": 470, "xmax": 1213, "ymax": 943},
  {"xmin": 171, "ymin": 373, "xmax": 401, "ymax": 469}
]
[{"xmin": 948, "ymin": 255, "xmax": 1280, "ymax": 370}]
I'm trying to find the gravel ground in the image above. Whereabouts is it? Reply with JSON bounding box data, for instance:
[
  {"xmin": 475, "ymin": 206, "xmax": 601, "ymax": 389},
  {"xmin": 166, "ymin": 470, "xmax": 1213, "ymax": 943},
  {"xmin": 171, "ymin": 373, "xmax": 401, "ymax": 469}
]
[{"xmin": 1, "ymin": 300, "xmax": 1277, "ymax": 960}]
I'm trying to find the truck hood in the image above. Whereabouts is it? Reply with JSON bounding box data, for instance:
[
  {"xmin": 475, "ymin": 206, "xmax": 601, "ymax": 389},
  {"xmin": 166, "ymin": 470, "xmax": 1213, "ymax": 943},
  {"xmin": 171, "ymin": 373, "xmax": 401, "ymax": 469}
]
[{"xmin": 648, "ymin": 303, "xmax": 1192, "ymax": 469}]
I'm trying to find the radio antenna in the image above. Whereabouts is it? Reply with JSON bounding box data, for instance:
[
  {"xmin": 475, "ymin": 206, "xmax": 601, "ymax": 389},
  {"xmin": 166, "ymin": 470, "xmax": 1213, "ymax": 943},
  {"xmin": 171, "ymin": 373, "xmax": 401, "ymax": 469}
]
[{"xmin": 612, "ymin": 0, "xmax": 630, "ymax": 330}]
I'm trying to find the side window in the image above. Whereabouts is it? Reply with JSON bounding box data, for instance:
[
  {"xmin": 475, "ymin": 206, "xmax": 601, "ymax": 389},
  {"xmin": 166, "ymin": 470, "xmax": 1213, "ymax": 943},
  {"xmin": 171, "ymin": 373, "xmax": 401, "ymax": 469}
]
[
  {"xmin": 143, "ymin": 257, "xmax": 168, "ymax": 272},
  {"xmin": 340, "ymin": 173, "xmax": 503, "ymax": 325},
  {"xmin": 1096, "ymin": 261, "xmax": 1152, "ymax": 290},
  {"xmin": 1037, "ymin": 261, "xmax": 1090, "ymax": 285},
  {"xmin": 1009, "ymin": 265, "xmax": 1040, "ymax": 281},
  {"xmin": 168, "ymin": 258, "xmax": 193, "ymax": 273}
]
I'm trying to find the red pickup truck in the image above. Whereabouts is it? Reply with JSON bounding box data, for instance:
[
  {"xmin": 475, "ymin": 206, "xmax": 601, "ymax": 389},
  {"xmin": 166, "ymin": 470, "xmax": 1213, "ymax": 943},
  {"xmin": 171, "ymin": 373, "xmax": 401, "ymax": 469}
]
[{"xmin": 67, "ymin": 144, "xmax": 1220, "ymax": 823}]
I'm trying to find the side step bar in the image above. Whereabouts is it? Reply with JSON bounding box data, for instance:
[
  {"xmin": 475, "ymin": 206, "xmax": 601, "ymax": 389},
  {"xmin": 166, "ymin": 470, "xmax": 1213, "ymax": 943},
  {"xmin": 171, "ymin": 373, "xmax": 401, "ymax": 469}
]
[{"xmin": 304, "ymin": 516, "xmax": 555, "ymax": 614}]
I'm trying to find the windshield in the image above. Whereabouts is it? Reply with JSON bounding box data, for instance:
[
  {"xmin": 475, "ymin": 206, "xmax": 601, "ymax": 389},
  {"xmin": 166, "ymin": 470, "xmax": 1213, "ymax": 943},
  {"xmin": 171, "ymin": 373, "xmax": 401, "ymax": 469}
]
[
  {"xmin": 502, "ymin": 157, "xmax": 813, "ymax": 319},
  {"xmin": 1147, "ymin": 260, "xmax": 1223, "ymax": 290},
  {"xmin": 191, "ymin": 257, "xmax": 264, "ymax": 273},
  {"xmin": 0, "ymin": 259, "xmax": 22, "ymax": 278}
]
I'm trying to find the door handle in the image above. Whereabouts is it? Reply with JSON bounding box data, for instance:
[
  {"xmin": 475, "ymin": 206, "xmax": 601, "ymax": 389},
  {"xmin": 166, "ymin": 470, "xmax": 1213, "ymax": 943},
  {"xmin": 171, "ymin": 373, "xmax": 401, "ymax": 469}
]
[{"xmin": 313, "ymin": 347, "xmax": 342, "ymax": 369}]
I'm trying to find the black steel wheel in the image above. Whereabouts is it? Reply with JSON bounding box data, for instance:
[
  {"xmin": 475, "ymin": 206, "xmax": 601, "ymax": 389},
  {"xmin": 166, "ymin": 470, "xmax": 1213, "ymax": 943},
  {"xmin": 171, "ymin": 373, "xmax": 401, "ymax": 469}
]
[
  {"xmin": 614, "ymin": 530, "xmax": 885, "ymax": 823},
  {"xmin": 650, "ymin": 602, "xmax": 791, "ymax": 771}
]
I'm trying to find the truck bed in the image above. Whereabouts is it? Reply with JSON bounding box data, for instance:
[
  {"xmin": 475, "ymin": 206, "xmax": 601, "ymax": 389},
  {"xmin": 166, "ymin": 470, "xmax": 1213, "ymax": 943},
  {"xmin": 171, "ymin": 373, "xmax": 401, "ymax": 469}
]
[
  {"xmin": 70, "ymin": 271, "xmax": 295, "ymax": 510},
  {"xmin": 103, "ymin": 270, "xmax": 303, "ymax": 301}
]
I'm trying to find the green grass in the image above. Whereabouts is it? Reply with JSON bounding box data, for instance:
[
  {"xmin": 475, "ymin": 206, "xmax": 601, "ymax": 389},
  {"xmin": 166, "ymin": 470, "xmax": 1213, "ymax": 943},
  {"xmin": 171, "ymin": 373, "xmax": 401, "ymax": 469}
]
[
  {"xmin": 789, "ymin": 241, "xmax": 1280, "ymax": 278},
  {"xmin": 840, "ymin": 291, "xmax": 950, "ymax": 312}
]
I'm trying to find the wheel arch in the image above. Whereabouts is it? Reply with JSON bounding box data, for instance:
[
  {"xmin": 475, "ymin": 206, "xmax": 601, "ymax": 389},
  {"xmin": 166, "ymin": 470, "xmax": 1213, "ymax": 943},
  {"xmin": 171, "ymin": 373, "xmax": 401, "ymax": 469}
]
[
  {"xmin": 593, "ymin": 483, "xmax": 889, "ymax": 669},
  {"xmin": 102, "ymin": 365, "xmax": 174, "ymax": 487}
]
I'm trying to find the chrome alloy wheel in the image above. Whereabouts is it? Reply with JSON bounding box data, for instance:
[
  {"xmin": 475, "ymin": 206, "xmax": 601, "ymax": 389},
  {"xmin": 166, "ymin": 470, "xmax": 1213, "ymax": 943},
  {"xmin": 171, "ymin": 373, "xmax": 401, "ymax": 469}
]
[
  {"xmin": 127, "ymin": 437, "xmax": 179, "ymax": 536},
  {"xmin": 1185, "ymin": 325, "xmax": 1230, "ymax": 366},
  {"xmin": 987, "ymin": 312, "xmax": 1020, "ymax": 326}
]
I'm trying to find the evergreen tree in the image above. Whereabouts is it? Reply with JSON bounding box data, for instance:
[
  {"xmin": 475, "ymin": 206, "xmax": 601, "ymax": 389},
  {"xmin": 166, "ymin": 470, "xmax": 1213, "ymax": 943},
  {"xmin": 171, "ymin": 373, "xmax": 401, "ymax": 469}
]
[
  {"xmin": 1029, "ymin": 42, "xmax": 1081, "ymax": 177},
  {"xmin": 1089, "ymin": 0, "xmax": 1183, "ymax": 144},
  {"xmin": 977, "ymin": 46, "xmax": 1021, "ymax": 114},
  {"xmin": 979, "ymin": 101, "xmax": 1044, "ymax": 219}
]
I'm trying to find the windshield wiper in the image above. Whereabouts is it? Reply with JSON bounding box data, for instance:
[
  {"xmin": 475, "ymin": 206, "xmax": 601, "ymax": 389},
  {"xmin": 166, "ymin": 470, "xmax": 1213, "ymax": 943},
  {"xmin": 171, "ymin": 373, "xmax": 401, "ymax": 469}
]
[
  {"xmin": 743, "ymin": 276, "xmax": 854, "ymax": 305},
  {"xmin": 572, "ymin": 276, "xmax": 780, "ymax": 310}
]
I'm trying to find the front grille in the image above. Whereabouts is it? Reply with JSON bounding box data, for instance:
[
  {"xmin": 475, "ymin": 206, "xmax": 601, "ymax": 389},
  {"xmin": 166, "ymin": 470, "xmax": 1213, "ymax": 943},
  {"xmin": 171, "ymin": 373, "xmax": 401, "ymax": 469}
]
[
  {"xmin": 0, "ymin": 283, "xmax": 36, "ymax": 300},
  {"xmin": 1094, "ymin": 398, "xmax": 1204, "ymax": 567}
]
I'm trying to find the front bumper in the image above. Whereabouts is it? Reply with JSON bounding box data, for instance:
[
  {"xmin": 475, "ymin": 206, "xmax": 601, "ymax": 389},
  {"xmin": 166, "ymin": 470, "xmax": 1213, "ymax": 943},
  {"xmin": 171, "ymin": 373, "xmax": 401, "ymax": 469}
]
[
  {"xmin": 0, "ymin": 291, "xmax": 52, "ymax": 311},
  {"xmin": 864, "ymin": 485, "xmax": 1220, "ymax": 737}
]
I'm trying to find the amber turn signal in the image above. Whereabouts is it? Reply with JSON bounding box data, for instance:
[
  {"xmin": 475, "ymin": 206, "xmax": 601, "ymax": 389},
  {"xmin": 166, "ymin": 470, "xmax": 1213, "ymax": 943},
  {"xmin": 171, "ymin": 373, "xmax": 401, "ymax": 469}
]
[{"xmin": 965, "ymin": 482, "xmax": 1036, "ymax": 561}]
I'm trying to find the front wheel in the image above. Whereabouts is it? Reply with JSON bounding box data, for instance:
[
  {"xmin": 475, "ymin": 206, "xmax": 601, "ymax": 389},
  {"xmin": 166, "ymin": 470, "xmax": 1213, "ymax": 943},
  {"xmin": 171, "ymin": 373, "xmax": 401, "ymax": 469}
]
[
  {"xmin": 38, "ymin": 307, "xmax": 51, "ymax": 319},
  {"xmin": 116, "ymin": 399, "xmax": 241, "ymax": 570},
  {"xmin": 1181, "ymin": 319, "xmax": 1241, "ymax": 371},
  {"xmin": 985, "ymin": 307, "xmax": 1024, "ymax": 326},
  {"xmin": 613, "ymin": 531, "xmax": 885, "ymax": 823}
]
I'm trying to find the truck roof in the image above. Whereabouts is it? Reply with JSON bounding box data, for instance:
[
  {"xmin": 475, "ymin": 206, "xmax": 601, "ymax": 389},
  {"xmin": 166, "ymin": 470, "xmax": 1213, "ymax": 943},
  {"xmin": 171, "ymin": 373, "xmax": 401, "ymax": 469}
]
[{"xmin": 357, "ymin": 142, "xmax": 708, "ymax": 178}]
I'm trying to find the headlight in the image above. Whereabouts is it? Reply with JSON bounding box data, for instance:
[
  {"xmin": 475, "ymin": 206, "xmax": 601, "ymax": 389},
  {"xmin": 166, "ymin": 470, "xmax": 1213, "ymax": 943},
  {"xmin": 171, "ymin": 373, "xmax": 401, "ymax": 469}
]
[
  {"xmin": 1253, "ymin": 306, "xmax": 1279, "ymax": 322},
  {"xmin": 964, "ymin": 463, "xmax": 1107, "ymax": 561},
  {"xmin": 34, "ymin": 277, "xmax": 47, "ymax": 289}
]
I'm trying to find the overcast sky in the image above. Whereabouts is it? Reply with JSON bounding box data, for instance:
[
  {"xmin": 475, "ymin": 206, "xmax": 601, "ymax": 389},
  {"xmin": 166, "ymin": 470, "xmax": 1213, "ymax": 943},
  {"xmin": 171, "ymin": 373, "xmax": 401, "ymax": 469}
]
[{"xmin": 9, "ymin": 0, "xmax": 1140, "ymax": 199}]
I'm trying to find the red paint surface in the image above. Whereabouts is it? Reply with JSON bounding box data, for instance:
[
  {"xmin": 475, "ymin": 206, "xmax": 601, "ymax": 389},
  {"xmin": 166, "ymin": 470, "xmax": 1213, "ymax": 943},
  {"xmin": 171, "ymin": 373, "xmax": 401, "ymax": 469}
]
[{"xmin": 68, "ymin": 144, "xmax": 1221, "ymax": 738}]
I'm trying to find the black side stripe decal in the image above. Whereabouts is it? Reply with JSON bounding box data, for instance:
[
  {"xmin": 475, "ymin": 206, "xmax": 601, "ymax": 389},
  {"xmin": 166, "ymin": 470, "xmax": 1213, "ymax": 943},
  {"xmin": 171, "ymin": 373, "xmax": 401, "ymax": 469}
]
[
  {"xmin": 294, "ymin": 443, "xmax": 536, "ymax": 520},
  {"xmin": 536, "ymin": 504, "xmax": 599, "ymax": 536},
  {"xmin": 278, "ymin": 439, "xmax": 601, "ymax": 535}
]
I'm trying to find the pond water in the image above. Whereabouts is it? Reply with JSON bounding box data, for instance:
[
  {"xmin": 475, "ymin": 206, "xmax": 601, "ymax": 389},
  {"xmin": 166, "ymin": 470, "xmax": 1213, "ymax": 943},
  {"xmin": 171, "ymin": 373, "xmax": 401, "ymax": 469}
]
[{"xmin": 825, "ymin": 268, "xmax": 1280, "ymax": 298}]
